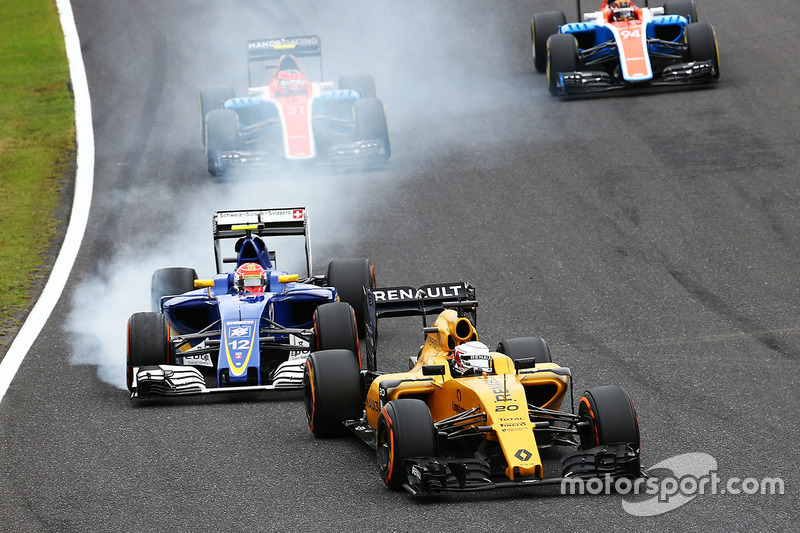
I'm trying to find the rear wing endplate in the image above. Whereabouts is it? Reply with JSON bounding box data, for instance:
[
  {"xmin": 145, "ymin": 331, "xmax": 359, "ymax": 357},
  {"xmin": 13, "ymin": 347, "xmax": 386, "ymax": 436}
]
[
  {"xmin": 363, "ymin": 282, "xmax": 477, "ymax": 370},
  {"xmin": 212, "ymin": 207, "xmax": 311, "ymax": 275}
]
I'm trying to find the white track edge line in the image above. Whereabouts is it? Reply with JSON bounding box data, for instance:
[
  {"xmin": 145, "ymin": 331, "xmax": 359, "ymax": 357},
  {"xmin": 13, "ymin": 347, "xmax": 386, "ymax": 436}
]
[{"xmin": 0, "ymin": 0, "xmax": 94, "ymax": 404}]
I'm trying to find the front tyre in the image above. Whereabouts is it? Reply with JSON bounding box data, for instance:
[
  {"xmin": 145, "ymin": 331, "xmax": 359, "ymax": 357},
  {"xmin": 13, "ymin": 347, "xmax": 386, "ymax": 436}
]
[
  {"xmin": 313, "ymin": 302, "xmax": 360, "ymax": 367},
  {"xmin": 376, "ymin": 399, "xmax": 437, "ymax": 490},
  {"xmin": 546, "ymin": 33, "xmax": 578, "ymax": 96},
  {"xmin": 199, "ymin": 85, "xmax": 235, "ymax": 145},
  {"xmin": 578, "ymin": 385, "xmax": 640, "ymax": 454},
  {"xmin": 352, "ymin": 98, "xmax": 390, "ymax": 162},
  {"xmin": 205, "ymin": 109, "xmax": 239, "ymax": 176},
  {"xmin": 685, "ymin": 21, "xmax": 720, "ymax": 80},
  {"xmin": 127, "ymin": 312, "xmax": 171, "ymax": 392},
  {"xmin": 304, "ymin": 349, "xmax": 362, "ymax": 438}
]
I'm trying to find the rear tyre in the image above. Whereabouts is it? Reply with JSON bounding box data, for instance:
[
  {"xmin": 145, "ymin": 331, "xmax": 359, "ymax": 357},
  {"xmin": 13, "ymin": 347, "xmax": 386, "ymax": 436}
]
[
  {"xmin": 205, "ymin": 109, "xmax": 239, "ymax": 176},
  {"xmin": 150, "ymin": 267, "xmax": 198, "ymax": 312},
  {"xmin": 664, "ymin": 0, "xmax": 698, "ymax": 23},
  {"xmin": 376, "ymin": 399, "xmax": 437, "ymax": 490},
  {"xmin": 199, "ymin": 85, "xmax": 235, "ymax": 145},
  {"xmin": 546, "ymin": 33, "xmax": 578, "ymax": 96},
  {"xmin": 353, "ymin": 98, "xmax": 390, "ymax": 162},
  {"xmin": 685, "ymin": 21, "xmax": 720, "ymax": 80},
  {"xmin": 327, "ymin": 258, "xmax": 375, "ymax": 338},
  {"xmin": 127, "ymin": 312, "xmax": 171, "ymax": 392},
  {"xmin": 531, "ymin": 11, "xmax": 566, "ymax": 73},
  {"xmin": 313, "ymin": 302, "xmax": 360, "ymax": 367},
  {"xmin": 304, "ymin": 349, "xmax": 362, "ymax": 437},
  {"xmin": 339, "ymin": 73, "xmax": 376, "ymax": 98},
  {"xmin": 496, "ymin": 337, "xmax": 553, "ymax": 364},
  {"xmin": 578, "ymin": 385, "xmax": 640, "ymax": 454}
]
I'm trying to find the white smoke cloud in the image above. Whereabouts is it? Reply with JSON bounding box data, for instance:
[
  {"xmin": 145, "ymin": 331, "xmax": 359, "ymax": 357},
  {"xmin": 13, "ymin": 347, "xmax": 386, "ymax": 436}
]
[{"xmin": 65, "ymin": 1, "xmax": 531, "ymax": 389}]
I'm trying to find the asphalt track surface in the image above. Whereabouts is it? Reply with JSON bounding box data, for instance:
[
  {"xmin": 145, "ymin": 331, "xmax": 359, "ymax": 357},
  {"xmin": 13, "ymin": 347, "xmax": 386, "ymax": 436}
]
[{"xmin": 1, "ymin": 1, "xmax": 798, "ymax": 531}]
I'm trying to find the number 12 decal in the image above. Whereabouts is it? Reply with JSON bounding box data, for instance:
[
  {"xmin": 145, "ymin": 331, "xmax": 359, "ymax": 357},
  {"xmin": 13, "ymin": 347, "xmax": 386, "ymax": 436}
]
[{"xmin": 228, "ymin": 339, "xmax": 251, "ymax": 351}]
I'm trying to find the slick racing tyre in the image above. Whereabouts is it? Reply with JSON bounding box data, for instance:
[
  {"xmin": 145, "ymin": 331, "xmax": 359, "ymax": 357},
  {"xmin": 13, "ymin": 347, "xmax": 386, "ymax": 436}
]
[
  {"xmin": 199, "ymin": 85, "xmax": 235, "ymax": 145},
  {"xmin": 304, "ymin": 349, "xmax": 362, "ymax": 438},
  {"xmin": 327, "ymin": 258, "xmax": 375, "ymax": 339},
  {"xmin": 531, "ymin": 11, "xmax": 566, "ymax": 73},
  {"xmin": 352, "ymin": 98, "xmax": 391, "ymax": 162},
  {"xmin": 205, "ymin": 109, "xmax": 239, "ymax": 176},
  {"xmin": 547, "ymin": 33, "xmax": 578, "ymax": 96},
  {"xmin": 496, "ymin": 337, "xmax": 553, "ymax": 364},
  {"xmin": 664, "ymin": 0, "xmax": 698, "ymax": 23},
  {"xmin": 338, "ymin": 73, "xmax": 376, "ymax": 98},
  {"xmin": 127, "ymin": 312, "xmax": 171, "ymax": 392},
  {"xmin": 376, "ymin": 399, "xmax": 437, "ymax": 490},
  {"xmin": 150, "ymin": 267, "xmax": 198, "ymax": 312},
  {"xmin": 578, "ymin": 385, "xmax": 640, "ymax": 454},
  {"xmin": 685, "ymin": 21, "xmax": 720, "ymax": 80},
  {"xmin": 313, "ymin": 302, "xmax": 360, "ymax": 367}
]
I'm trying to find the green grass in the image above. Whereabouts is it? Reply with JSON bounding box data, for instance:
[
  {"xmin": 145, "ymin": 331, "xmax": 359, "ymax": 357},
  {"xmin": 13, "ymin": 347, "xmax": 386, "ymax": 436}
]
[{"xmin": 0, "ymin": 0, "xmax": 74, "ymax": 352}]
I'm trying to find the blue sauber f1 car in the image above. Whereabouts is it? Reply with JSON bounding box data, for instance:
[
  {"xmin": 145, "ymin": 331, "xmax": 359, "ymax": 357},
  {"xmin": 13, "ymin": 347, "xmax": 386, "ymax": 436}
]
[
  {"xmin": 531, "ymin": 0, "xmax": 719, "ymax": 96},
  {"xmin": 126, "ymin": 207, "xmax": 375, "ymax": 399},
  {"xmin": 200, "ymin": 35, "xmax": 390, "ymax": 176}
]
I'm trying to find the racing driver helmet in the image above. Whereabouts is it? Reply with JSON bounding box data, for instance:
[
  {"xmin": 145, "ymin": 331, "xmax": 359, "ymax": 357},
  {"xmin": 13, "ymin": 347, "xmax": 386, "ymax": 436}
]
[
  {"xmin": 610, "ymin": 0, "xmax": 636, "ymax": 20},
  {"xmin": 276, "ymin": 69, "xmax": 306, "ymax": 95},
  {"xmin": 234, "ymin": 262, "xmax": 268, "ymax": 294},
  {"xmin": 452, "ymin": 341, "xmax": 493, "ymax": 375}
]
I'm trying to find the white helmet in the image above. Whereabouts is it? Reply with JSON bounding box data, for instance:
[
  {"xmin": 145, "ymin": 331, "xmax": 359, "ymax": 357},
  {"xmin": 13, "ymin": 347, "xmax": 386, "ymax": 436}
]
[{"xmin": 453, "ymin": 341, "xmax": 492, "ymax": 374}]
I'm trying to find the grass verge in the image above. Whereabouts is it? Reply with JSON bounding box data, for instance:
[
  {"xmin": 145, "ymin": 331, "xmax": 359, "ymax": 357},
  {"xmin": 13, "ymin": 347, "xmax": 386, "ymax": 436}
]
[{"xmin": 0, "ymin": 0, "xmax": 75, "ymax": 357}]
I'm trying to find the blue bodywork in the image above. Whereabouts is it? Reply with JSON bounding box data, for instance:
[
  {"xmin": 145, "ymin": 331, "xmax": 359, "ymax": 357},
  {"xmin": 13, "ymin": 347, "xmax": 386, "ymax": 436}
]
[
  {"xmin": 561, "ymin": 14, "xmax": 688, "ymax": 67},
  {"xmin": 160, "ymin": 236, "xmax": 336, "ymax": 387},
  {"xmin": 222, "ymin": 89, "xmax": 362, "ymax": 146}
]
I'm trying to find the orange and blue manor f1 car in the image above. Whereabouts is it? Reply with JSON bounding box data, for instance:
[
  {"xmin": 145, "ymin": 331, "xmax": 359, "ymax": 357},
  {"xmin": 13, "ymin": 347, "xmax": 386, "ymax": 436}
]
[
  {"xmin": 200, "ymin": 35, "xmax": 390, "ymax": 176},
  {"xmin": 532, "ymin": 0, "xmax": 719, "ymax": 95},
  {"xmin": 303, "ymin": 282, "xmax": 642, "ymax": 495},
  {"xmin": 126, "ymin": 207, "xmax": 374, "ymax": 399}
]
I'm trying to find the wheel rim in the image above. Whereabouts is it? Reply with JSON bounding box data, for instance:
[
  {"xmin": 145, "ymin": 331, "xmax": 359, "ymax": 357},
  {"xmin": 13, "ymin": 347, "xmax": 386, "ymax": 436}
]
[
  {"xmin": 376, "ymin": 418, "xmax": 394, "ymax": 482},
  {"xmin": 304, "ymin": 363, "xmax": 316, "ymax": 429}
]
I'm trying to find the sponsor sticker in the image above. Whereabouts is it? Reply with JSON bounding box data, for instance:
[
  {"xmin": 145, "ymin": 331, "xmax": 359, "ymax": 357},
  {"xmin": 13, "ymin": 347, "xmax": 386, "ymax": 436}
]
[
  {"xmin": 288, "ymin": 334, "xmax": 311, "ymax": 360},
  {"xmin": 181, "ymin": 354, "xmax": 213, "ymax": 367},
  {"xmin": 372, "ymin": 283, "xmax": 467, "ymax": 302},
  {"xmin": 248, "ymin": 36, "xmax": 319, "ymax": 50}
]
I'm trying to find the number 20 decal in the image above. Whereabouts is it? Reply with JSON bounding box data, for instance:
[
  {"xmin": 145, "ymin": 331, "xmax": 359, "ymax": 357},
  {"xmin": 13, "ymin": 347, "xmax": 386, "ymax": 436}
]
[{"xmin": 496, "ymin": 404, "xmax": 520, "ymax": 412}]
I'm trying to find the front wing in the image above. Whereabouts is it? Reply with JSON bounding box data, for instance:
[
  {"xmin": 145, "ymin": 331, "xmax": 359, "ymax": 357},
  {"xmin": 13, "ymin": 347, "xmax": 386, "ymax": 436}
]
[
  {"xmin": 403, "ymin": 443, "xmax": 641, "ymax": 496},
  {"xmin": 554, "ymin": 56, "xmax": 716, "ymax": 96},
  {"xmin": 341, "ymin": 417, "xmax": 640, "ymax": 496},
  {"xmin": 130, "ymin": 358, "xmax": 305, "ymax": 399}
]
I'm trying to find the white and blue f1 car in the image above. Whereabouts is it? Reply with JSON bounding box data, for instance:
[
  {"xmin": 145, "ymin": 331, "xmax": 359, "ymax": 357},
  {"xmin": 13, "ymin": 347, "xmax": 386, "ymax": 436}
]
[
  {"xmin": 126, "ymin": 207, "xmax": 375, "ymax": 399},
  {"xmin": 532, "ymin": 0, "xmax": 719, "ymax": 96},
  {"xmin": 200, "ymin": 35, "xmax": 390, "ymax": 175}
]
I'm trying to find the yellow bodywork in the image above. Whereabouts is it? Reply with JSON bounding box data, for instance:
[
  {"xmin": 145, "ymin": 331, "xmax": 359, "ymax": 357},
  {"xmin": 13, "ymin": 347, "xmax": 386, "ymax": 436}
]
[{"xmin": 365, "ymin": 309, "xmax": 569, "ymax": 481}]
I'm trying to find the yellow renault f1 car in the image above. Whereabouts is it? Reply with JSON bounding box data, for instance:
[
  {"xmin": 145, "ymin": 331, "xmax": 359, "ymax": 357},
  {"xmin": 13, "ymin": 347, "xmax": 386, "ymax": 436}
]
[{"xmin": 303, "ymin": 282, "xmax": 641, "ymax": 495}]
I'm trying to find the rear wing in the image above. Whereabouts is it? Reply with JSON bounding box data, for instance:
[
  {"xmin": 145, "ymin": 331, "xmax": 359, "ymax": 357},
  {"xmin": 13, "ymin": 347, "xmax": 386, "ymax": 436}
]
[
  {"xmin": 575, "ymin": 1, "xmax": 652, "ymax": 21},
  {"xmin": 363, "ymin": 282, "xmax": 478, "ymax": 370},
  {"xmin": 247, "ymin": 35, "xmax": 323, "ymax": 87},
  {"xmin": 212, "ymin": 207, "xmax": 312, "ymax": 276}
]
